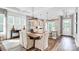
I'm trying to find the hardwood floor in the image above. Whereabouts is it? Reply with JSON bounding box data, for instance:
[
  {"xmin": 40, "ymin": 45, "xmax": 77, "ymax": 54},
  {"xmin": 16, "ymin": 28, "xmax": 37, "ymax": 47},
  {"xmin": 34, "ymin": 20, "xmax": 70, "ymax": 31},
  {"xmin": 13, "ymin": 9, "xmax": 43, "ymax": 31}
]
[
  {"xmin": 45, "ymin": 38, "xmax": 58, "ymax": 51},
  {"xmin": 55, "ymin": 36, "xmax": 79, "ymax": 51},
  {"xmin": 0, "ymin": 38, "xmax": 58, "ymax": 51},
  {"xmin": 1, "ymin": 36, "xmax": 79, "ymax": 51}
]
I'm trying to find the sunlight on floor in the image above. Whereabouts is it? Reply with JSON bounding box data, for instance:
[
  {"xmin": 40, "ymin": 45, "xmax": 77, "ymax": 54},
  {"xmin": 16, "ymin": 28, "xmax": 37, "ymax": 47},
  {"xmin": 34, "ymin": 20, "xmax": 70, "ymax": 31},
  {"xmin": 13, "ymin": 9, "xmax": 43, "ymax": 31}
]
[
  {"xmin": 61, "ymin": 37, "xmax": 73, "ymax": 50},
  {"xmin": 1, "ymin": 39, "xmax": 19, "ymax": 50}
]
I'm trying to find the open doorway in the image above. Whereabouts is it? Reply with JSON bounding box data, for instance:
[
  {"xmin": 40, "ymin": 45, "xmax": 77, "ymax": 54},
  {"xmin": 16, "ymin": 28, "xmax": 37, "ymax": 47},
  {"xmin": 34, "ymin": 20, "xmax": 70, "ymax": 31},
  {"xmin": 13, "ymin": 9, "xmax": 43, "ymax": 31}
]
[
  {"xmin": 61, "ymin": 18, "xmax": 73, "ymax": 36},
  {"xmin": 47, "ymin": 19, "xmax": 59, "ymax": 39}
]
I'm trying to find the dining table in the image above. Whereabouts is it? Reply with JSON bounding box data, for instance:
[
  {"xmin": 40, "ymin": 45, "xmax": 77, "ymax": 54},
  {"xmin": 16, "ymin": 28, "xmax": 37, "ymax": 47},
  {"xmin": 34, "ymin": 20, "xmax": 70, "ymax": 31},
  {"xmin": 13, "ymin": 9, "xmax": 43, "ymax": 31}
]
[{"xmin": 27, "ymin": 32, "xmax": 43, "ymax": 51}]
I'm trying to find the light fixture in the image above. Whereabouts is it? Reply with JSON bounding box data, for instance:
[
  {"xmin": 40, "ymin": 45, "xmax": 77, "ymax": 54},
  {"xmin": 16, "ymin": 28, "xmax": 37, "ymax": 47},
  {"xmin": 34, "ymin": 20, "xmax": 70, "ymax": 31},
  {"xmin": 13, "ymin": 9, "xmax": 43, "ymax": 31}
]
[
  {"xmin": 38, "ymin": 8, "xmax": 41, "ymax": 20},
  {"xmin": 75, "ymin": 7, "xmax": 78, "ymax": 13},
  {"xmin": 32, "ymin": 7, "xmax": 37, "ymax": 19},
  {"xmin": 47, "ymin": 12, "xmax": 48, "ymax": 20},
  {"xmin": 63, "ymin": 8, "xmax": 68, "ymax": 18},
  {"xmin": 29, "ymin": 7, "xmax": 36, "ymax": 20},
  {"xmin": 32, "ymin": 7, "xmax": 34, "ymax": 19}
]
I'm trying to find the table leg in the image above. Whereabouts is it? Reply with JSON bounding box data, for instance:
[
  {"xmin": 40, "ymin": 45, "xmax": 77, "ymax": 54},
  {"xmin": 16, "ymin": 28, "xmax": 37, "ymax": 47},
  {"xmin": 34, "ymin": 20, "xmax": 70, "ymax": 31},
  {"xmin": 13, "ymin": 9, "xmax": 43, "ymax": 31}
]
[
  {"xmin": 33, "ymin": 39, "xmax": 35, "ymax": 48},
  {"xmin": 27, "ymin": 39, "xmax": 41, "ymax": 51}
]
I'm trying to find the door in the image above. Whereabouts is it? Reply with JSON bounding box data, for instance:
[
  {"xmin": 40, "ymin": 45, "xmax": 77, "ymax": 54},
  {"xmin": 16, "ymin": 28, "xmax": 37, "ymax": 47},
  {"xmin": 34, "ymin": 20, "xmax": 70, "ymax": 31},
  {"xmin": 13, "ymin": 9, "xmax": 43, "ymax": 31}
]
[{"xmin": 62, "ymin": 18, "xmax": 72, "ymax": 36}]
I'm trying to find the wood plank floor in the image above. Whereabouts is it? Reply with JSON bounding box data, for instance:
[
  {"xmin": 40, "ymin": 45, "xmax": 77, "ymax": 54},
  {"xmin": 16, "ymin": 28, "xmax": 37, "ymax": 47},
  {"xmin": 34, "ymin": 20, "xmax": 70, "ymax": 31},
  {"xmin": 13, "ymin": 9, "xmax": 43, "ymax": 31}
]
[
  {"xmin": 55, "ymin": 36, "xmax": 79, "ymax": 51},
  {"xmin": 1, "ymin": 36, "xmax": 79, "ymax": 51},
  {"xmin": 0, "ymin": 38, "xmax": 58, "ymax": 51},
  {"xmin": 45, "ymin": 38, "xmax": 58, "ymax": 51}
]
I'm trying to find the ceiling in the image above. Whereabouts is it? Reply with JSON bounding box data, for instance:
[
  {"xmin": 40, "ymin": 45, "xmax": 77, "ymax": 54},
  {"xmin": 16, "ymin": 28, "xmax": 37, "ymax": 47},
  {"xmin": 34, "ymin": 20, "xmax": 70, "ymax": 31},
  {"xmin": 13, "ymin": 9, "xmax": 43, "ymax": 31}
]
[{"xmin": 3, "ymin": 7, "xmax": 76, "ymax": 20}]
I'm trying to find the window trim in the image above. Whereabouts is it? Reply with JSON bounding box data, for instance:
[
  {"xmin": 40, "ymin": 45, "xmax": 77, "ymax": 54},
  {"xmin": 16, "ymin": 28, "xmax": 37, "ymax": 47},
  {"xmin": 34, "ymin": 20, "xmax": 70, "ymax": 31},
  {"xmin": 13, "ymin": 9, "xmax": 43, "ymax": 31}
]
[
  {"xmin": 47, "ymin": 21, "xmax": 57, "ymax": 32},
  {"xmin": 0, "ymin": 14, "xmax": 6, "ymax": 34}
]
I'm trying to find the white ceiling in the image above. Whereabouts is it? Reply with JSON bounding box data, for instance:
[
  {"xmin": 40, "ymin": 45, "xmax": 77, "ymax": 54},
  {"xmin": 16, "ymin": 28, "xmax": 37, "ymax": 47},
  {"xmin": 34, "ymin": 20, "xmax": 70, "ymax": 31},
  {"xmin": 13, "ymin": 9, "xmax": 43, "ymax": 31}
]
[{"xmin": 4, "ymin": 7, "xmax": 76, "ymax": 19}]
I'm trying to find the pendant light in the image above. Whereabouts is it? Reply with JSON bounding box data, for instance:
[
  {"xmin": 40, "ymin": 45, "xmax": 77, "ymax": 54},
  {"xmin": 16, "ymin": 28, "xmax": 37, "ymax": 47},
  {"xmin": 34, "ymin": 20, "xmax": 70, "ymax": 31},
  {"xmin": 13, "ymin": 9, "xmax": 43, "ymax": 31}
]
[
  {"xmin": 63, "ymin": 8, "xmax": 68, "ymax": 18},
  {"xmin": 46, "ymin": 12, "xmax": 48, "ymax": 22},
  {"xmin": 32, "ymin": 7, "xmax": 34, "ymax": 19},
  {"xmin": 29, "ymin": 7, "xmax": 34, "ymax": 20}
]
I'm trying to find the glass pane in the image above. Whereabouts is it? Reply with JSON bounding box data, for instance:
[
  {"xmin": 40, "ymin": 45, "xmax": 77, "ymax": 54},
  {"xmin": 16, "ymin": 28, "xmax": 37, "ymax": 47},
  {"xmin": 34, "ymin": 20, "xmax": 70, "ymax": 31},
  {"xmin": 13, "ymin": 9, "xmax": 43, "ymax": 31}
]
[
  {"xmin": 7, "ymin": 16, "xmax": 13, "ymax": 24},
  {"xmin": 48, "ymin": 21, "xmax": 56, "ymax": 32},
  {"xmin": 22, "ymin": 17, "xmax": 26, "ymax": 26},
  {"xmin": 0, "ymin": 24, "xmax": 3, "ymax": 32},
  {"xmin": 19, "ymin": 17, "xmax": 21, "ymax": 25},
  {"xmin": 52, "ymin": 22, "xmax": 56, "ymax": 30},
  {"xmin": 62, "ymin": 19, "xmax": 72, "ymax": 35},
  {"xmin": 0, "ymin": 15, "xmax": 4, "ymax": 32},
  {"xmin": 7, "ymin": 24, "xmax": 13, "ymax": 30},
  {"xmin": 14, "ymin": 16, "xmax": 22, "ymax": 29},
  {"xmin": 63, "ymin": 20, "xmax": 71, "ymax": 28},
  {"xmin": 0, "ymin": 15, "xmax": 3, "ymax": 23},
  {"xmin": 14, "ymin": 17, "xmax": 19, "ymax": 25},
  {"xmin": 48, "ymin": 23, "xmax": 52, "ymax": 30}
]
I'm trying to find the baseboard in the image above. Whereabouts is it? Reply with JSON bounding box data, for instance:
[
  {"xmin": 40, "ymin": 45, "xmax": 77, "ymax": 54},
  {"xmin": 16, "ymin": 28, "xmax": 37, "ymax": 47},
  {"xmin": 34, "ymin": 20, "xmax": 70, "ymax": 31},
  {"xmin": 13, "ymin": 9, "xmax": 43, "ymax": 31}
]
[{"xmin": 61, "ymin": 35, "xmax": 74, "ymax": 39}]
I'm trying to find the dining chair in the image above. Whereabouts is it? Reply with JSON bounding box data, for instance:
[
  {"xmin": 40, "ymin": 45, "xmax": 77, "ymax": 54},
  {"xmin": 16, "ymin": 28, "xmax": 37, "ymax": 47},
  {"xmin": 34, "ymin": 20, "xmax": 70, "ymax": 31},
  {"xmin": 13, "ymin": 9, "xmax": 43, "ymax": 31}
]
[
  {"xmin": 20, "ymin": 29, "xmax": 27, "ymax": 49},
  {"xmin": 20, "ymin": 29, "xmax": 33, "ymax": 49},
  {"xmin": 35, "ymin": 32, "xmax": 49, "ymax": 51}
]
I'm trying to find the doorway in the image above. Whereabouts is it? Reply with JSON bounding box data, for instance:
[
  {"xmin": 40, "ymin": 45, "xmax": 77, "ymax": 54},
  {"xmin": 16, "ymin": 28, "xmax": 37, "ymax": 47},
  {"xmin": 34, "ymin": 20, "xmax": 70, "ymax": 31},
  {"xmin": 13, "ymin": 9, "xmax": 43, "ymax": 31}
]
[{"xmin": 62, "ymin": 18, "xmax": 72, "ymax": 36}]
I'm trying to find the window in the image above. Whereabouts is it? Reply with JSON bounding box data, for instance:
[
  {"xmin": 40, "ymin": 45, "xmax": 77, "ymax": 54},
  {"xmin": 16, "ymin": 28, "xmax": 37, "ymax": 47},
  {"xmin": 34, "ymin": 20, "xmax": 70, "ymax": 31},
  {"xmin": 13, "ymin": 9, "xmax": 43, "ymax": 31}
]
[
  {"xmin": 0, "ymin": 16, "xmax": 3, "ymax": 32},
  {"xmin": 21, "ymin": 16, "xmax": 26, "ymax": 27},
  {"xmin": 7, "ymin": 15, "xmax": 26, "ymax": 30},
  {"xmin": 7, "ymin": 15, "xmax": 14, "ymax": 30},
  {"xmin": 62, "ymin": 18, "xmax": 72, "ymax": 35},
  {"xmin": 0, "ymin": 14, "xmax": 5, "ymax": 34},
  {"xmin": 7, "ymin": 15, "xmax": 14, "ymax": 38},
  {"xmin": 7, "ymin": 15, "xmax": 26, "ymax": 38},
  {"xmin": 48, "ymin": 21, "xmax": 56, "ymax": 32},
  {"xmin": 63, "ymin": 20, "xmax": 71, "ymax": 28},
  {"xmin": 14, "ymin": 16, "xmax": 23, "ymax": 29}
]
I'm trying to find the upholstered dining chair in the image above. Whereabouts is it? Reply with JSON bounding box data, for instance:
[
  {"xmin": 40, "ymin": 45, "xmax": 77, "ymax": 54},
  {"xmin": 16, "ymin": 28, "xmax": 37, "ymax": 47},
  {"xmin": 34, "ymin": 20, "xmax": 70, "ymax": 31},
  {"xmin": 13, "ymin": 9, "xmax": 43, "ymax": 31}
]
[
  {"xmin": 20, "ymin": 29, "xmax": 27, "ymax": 49},
  {"xmin": 27, "ymin": 36, "xmax": 33, "ymax": 49},
  {"xmin": 20, "ymin": 29, "xmax": 33, "ymax": 49},
  {"xmin": 35, "ymin": 32, "xmax": 49, "ymax": 51}
]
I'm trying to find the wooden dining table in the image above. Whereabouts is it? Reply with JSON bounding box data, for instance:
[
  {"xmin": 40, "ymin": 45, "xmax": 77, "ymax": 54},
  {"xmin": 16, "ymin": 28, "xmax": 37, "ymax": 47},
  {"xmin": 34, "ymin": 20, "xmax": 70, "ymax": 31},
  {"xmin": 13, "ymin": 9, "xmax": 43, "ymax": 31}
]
[
  {"xmin": 27, "ymin": 32, "xmax": 43, "ymax": 50},
  {"xmin": 27, "ymin": 32, "xmax": 43, "ymax": 38}
]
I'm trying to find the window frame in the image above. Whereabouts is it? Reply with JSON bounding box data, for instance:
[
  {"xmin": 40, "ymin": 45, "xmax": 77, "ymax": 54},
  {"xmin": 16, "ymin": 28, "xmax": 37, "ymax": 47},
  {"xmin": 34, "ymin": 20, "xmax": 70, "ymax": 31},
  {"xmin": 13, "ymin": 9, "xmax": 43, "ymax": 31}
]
[
  {"xmin": 0, "ymin": 14, "xmax": 6, "ymax": 34},
  {"xmin": 47, "ymin": 20, "xmax": 57, "ymax": 32}
]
